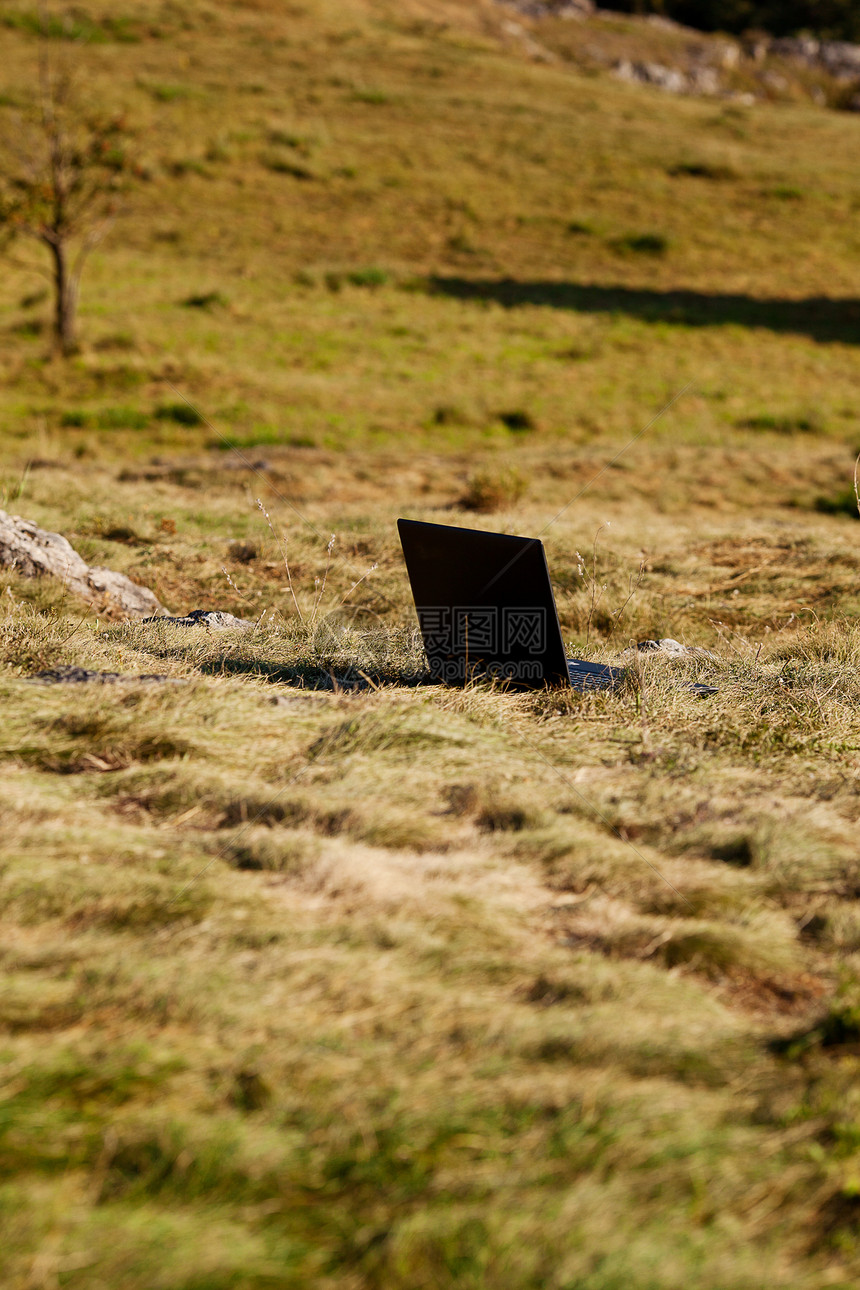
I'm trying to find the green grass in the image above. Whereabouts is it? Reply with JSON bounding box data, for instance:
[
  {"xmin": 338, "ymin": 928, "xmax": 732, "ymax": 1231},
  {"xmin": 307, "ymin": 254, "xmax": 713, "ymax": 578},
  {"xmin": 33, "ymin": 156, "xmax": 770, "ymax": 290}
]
[{"xmin": 3, "ymin": 2, "xmax": 860, "ymax": 1287}]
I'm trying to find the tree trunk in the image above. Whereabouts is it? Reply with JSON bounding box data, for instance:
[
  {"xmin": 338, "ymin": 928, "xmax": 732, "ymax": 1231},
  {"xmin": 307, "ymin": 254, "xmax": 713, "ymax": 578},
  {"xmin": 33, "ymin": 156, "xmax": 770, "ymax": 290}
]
[{"xmin": 48, "ymin": 238, "xmax": 78, "ymax": 355}]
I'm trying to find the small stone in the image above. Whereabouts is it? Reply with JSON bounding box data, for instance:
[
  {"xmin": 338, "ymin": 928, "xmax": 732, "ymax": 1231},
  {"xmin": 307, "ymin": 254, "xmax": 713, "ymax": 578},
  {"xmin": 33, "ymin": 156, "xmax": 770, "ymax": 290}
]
[
  {"xmin": 642, "ymin": 638, "xmax": 690, "ymax": 657},
  {"xmin": 501, "ymin": 1, "xmax": 593, "ymax": 17},
  {"xmin": 623, "ymin": 639, "xmax": 717, "ymax": 660},
  {"xmin": 32, "ymin": 666, "xmax": 179, "ymax": 684},
  {"xmin": 267, "ymin": 691, "xmax": 327, "ymax": 707}
]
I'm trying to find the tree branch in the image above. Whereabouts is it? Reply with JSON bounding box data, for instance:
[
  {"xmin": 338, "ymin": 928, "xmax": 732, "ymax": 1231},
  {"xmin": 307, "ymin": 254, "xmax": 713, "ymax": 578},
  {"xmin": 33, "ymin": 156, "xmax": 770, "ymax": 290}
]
[{"xmin": 71, "ymin": 214, "xmax": 115, "ymax": 279}]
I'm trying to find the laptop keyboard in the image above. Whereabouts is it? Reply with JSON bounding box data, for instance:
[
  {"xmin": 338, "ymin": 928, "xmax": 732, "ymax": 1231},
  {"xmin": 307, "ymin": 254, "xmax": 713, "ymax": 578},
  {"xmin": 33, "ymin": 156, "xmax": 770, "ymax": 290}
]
[
  {"xmin": 566, "ymin": 659, "xmax": 622, "ymax": 691},
  {"xmin": 567, "ymin": 658, "xmax": 717, "ymax": 697}
]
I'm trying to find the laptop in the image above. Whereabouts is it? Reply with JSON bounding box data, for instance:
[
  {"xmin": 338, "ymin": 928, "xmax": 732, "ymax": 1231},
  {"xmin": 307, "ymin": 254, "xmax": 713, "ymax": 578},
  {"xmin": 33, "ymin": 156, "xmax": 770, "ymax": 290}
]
[
  {"xmin": 397, "ymin": 518, "xmax": 626, "ymax": 691},
  {"xmin": 397, "ymin": 518, "xmax": 717, "ymax": 695}
]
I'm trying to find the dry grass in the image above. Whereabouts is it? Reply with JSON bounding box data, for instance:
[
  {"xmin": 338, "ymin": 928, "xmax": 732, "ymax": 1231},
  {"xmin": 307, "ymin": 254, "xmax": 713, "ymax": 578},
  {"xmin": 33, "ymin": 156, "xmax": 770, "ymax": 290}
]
[
  {"xmin": 3, "ymin": 592, "xmax": 860, "ymax": 1285},
  {"xmin": 3, "ymin": 2, "xmax": 860, "ymax": 1287}
]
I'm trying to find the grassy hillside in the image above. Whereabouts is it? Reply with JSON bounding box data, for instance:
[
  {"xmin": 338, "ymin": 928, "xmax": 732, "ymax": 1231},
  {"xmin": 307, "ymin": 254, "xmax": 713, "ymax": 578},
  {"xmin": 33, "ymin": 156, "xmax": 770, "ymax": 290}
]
[{"xmin": 2, "ymin": 3, "xmax": 860, "ymax": 1288}]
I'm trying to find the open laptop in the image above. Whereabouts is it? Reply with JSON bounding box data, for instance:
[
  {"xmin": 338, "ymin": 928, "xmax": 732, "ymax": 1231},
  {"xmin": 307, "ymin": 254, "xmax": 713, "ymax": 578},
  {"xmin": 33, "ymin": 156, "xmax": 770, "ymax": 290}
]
[
  {"xmin": 398, "ymin": 518, "xmax": 717, "ymax": 695},
  {"xmin": 398, "ymin": 518, "xmax": 626, "ymax": 691}
]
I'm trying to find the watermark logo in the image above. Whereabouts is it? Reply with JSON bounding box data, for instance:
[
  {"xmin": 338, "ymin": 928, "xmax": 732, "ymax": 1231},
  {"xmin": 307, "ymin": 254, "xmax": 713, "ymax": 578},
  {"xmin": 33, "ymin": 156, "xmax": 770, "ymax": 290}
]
[
  {"xmin": 420, "ymin": 606, "xmax": 546, "ymax": 656},
  {"xmin": 418, "ymin": 605, "xmax": 548, "ymax": 685},
  {"xmin": 428, "ymin": 657, "xmax": 543, "ymax": 684}
]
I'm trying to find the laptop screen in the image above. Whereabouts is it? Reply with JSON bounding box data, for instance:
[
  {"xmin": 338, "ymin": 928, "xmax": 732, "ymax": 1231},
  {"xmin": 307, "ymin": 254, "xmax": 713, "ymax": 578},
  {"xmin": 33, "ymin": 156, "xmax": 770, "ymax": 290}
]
[{"xmin": 397, "ymin": 518, "xmax": 570, "ymax": 688}]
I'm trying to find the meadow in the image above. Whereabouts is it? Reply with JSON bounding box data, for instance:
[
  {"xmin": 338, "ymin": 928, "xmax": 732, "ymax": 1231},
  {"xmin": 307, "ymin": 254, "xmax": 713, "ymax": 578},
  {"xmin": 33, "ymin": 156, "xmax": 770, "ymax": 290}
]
[{"xmin": 2, "ymin": 2, "xmax": 860, "ymax": 1286}]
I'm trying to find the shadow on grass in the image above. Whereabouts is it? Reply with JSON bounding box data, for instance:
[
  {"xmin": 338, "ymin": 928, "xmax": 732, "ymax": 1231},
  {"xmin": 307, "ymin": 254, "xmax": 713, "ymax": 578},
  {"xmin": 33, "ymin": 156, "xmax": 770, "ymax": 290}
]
[
  {"xmin": 139, "ymin": 649, "xmax": 432, "ymax": 691},
  {"xmin": 204, "ymin": 657, "xmax": 433, "ymax": 689},
  {"xmin": 428, "ymin": 278, "xmax": 860, "ymax": 345},
  {"xmin": 144, "ymin": 654, "xmax": 632, "ymax": 695}
]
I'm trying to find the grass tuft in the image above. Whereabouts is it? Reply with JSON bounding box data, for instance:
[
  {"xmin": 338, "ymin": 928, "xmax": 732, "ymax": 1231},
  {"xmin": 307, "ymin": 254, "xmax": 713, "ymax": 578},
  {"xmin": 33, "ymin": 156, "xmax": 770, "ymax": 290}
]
[{"xmin": 460, "ymin": 468, "xmax": 529, "ymax": 512}]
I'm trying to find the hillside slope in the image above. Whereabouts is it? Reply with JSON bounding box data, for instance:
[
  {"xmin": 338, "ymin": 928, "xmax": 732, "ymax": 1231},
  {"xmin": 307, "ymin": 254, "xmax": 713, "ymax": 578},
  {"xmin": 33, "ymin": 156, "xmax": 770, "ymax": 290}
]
[
  {"xmin": 2, "ymin": 5, "xmax": 860, "ymax": 1290},
  {"xmin": 1, "ymin": 0, "xmax": 859, "ymax": 453}
]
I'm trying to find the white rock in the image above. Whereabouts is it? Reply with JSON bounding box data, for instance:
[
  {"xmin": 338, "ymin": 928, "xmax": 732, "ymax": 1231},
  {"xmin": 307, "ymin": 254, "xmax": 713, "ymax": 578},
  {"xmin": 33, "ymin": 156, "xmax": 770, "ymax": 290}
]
[
  {"xmin": 690, "ymin": 66, "xmax": 721, "ymax": 94},
  {"xmin": 770, "ymin": 36, "xmax": 819, "ymax": 65},
  {"xmin": 621, "ymin": 638, "xmax": 717, "ymax": 660},
  {"xmin": 762, "ymin": 70, "xmax": 789, "ymax": 92},
  {"xmin": 87, "ymin": 566, "xmax": 165, "ymax": 618},
  {"xmin": 714, "ymin": 42, "xmax": 740, "ymax": 70},
  {"xmin": 819, "ymin": 40, "xmax": 860, "ymax": 80},
  {"xmin": 0, "ymin": 512, "xmax": 89, "ymax": 582},
  {"xmin": 613, "ymin": 60, "xmax": 687, "ymax": 94},
  {"xmin": 0, "ymin": 509, "xmax": 164, "ymax": 618}
]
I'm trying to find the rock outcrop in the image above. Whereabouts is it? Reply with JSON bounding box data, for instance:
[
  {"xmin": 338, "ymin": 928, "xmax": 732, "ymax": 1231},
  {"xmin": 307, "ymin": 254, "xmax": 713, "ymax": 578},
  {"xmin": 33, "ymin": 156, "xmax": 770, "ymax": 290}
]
[
  {"xmin": 496, "ymin": 0, "xmax": 860, "ymax": 109},
  {"xmin": 140, "ymin": 609, "xmax": 254, "ymax": 630},
  {"xmin": 770, "ymin": 36, "xmax": 860, "ymax": 80},
  {"xmin": 0, "ymin": 510, "xmax": 164, "ymax": 618},
  {"xmin": 504, "ymin": 0, "xmax": 593, "ymax": 16}
]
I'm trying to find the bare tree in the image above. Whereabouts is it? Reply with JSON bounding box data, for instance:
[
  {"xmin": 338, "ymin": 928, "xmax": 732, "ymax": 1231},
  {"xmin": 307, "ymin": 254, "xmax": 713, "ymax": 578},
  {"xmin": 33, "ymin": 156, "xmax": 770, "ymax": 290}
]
[{"xmin": 0, "ymin": 45, "xmax": 134, "ymax": 355}]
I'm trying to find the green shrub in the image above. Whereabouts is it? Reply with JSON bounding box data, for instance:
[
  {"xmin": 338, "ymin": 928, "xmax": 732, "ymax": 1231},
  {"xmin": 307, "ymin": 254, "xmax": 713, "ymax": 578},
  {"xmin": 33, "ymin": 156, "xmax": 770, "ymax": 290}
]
[
  {"xmin": 497, "ymin": 409, "xmax": 537, "ymax": 433},
  {"xmin": 260, "ymin": 151, "xmax": 315, "ymax": 179},
  {"xmin": 144, "ymin": 82, "xmax": 197, "ymax": 103},
  {"xmin": 431, "ymin": 404, "xmax": 469, "ymax": 427},
  {"xmin": 815, "ymin": 490, "xmax": 859, "ymax": 519},
  {"xmin": 768, "ymin": 185, "xmax": 804, "ymax": 201},
  {"xmin": 324, "ymin": 267, "xmax": 389, "ymax": 291},
  {"xmin": 1, "ymin": 11, "xmax": 140, "ymax": 41},
  {"xmin": 669, "ymin": 161, "xmax": 737, "ymax": 180},
  {"xmin": 95, "ymin": 407, "xmax": 150, "ymax": 430},
  {"xmin": 737, "ymin": 413, "xmax": 823, "ymax": 434},
  {"xmin": 155, "ymin": 403, "xmax": 205, "ymax": 427},
  {"xmin": 165, "ymin": 157, "xmax": 209, "ymax": 177},
  {"xmin": 345, "ymin": 267, "xmax": 388, "ymax": 288},
  {"xmin": 611, "ymin": 232, "xmax": 670, "ymax": 256},
  {"xmin": 352, "ymin": 88, "xmax": 390, "ymax": 105},
  {"xmin": 181, "ymin": 291, "xmax": 228, "ymax": 309},
  {"xmin": 266, "ymin": 126, "xmax": 315, "ymax": 152},
  {"xmin": 93, "ymin": 332, "xmax": 137, "ymax": 352}
]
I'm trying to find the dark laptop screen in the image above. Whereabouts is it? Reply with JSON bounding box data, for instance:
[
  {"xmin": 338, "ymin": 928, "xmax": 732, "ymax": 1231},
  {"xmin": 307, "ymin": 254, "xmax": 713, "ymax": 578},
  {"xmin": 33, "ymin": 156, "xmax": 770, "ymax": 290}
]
[{"xmin": 397, "ymin": 518, "xmax": 570, "ymax": 688}]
